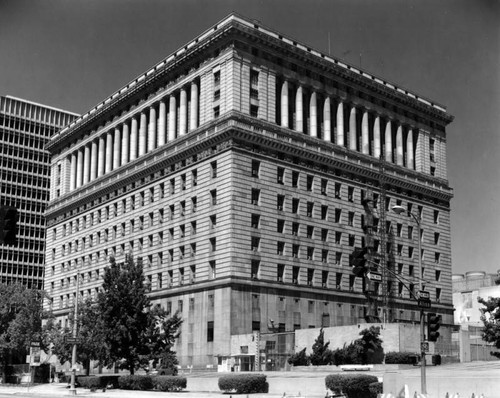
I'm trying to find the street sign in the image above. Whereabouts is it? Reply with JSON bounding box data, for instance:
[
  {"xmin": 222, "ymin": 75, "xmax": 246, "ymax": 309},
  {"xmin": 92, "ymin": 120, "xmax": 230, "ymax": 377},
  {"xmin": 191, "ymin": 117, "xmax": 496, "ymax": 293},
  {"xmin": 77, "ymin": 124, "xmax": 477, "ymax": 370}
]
[
  {"xmin": 418, "ymin": 298, "xmax": 432, "ymax": 309},
  {"xmin": 366, "ymin": 271, "xmax": 382, "ymax": 282},
  {"xmin": 419, "ymin": 290, "xmax": 430, "ymax": 299},
  {"xmin": 421, "ymin": 342, "xmax": 429, "ymax": 352},
  {"xmin": 65, "ymin": 337, "xmax": 81, "ymax": 344}
]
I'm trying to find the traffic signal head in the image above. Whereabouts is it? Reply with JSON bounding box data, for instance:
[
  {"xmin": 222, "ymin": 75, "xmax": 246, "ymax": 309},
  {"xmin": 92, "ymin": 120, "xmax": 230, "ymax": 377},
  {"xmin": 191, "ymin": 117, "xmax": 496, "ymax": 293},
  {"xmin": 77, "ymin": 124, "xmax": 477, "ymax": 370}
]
[
  {"xmin": 0, "ymin": 206, "xmax": 18, "ymax": 245},
  {"xmin": 427, "ymin": 312, "xmax": 442, "ymax": 342},
  {"xmin": 350, "ymin": 247, "xmax": 369, "ymax": 277}
]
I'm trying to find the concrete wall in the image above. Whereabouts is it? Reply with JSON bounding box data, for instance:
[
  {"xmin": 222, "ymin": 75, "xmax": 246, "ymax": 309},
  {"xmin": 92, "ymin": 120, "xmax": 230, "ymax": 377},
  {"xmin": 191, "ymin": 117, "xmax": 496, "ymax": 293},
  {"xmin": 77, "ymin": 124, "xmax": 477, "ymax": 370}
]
[{"xmin": 295, "ymin": 323, "xmax": 420, "ymax": 355}]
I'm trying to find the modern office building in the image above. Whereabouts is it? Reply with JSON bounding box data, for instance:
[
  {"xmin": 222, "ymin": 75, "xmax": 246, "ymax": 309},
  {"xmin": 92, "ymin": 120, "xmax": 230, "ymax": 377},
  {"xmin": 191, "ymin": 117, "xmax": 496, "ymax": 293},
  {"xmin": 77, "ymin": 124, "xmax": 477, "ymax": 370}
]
[
  {"xmin": 0, "ymin": 95, "xmax": 77, "ymax": 288},
  {"xmin": 44, "ymin": 13, "xmax": 454, "ymax": 369}
]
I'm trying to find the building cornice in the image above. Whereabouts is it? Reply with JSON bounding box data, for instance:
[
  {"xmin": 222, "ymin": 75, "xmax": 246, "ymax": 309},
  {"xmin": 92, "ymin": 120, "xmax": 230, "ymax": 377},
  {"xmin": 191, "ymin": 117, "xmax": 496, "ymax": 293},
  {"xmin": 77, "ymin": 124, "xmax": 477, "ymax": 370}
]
[{"xmin": 47, "ymin": 14, "xmax": 452, "ymax": 153}]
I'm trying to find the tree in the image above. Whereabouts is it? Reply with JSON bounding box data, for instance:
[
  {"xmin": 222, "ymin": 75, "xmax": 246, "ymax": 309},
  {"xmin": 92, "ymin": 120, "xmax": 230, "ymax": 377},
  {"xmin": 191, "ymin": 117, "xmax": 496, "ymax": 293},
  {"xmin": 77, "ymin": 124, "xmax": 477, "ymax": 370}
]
[
  {"xmin": 0, "ymin": 284, "xmax": 47, "ymax": 382},
  {"xmin": 43, "ymin": 299, "xmax": 108, "ymax": 375},
  {"xmin": 287, "ymin": 347, "xmax": 310, "ymax": 366},
  {"xmin": 358, "ymin": 326, "xmax": 383, "ymax": 364},
  {"xmin": 477, "ymin": 296, "xmax": 500, "ymax": 358},
  {"xmin": 97, "ymin": 255, "xmax": 183, "ymax": 374},
  {"xmin": 309, "ymin": 328, "xmax": 334, "ymax": 365}
]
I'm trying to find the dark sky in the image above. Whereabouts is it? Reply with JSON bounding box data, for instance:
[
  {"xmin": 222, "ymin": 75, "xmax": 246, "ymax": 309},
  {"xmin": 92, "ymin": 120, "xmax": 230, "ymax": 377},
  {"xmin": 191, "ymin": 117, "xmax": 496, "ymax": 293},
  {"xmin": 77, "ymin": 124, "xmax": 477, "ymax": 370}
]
[{"xmin": 0, "ymin": 0, "xmax": 498, "ymax": 276}]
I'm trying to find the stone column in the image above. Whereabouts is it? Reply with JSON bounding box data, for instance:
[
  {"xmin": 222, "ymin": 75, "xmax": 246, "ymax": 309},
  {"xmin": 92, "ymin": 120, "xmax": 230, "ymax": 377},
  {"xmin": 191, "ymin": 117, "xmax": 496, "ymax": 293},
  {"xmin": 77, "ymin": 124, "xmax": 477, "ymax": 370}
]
[
  {"xmin": 121, "ymin": 122, "xmax": 129, "ymax": 165},
  {"xmin": 113, "ymin": 126, "xmax": 121, "ymax": 169},
  {"xmin": 168, "ymin": 95, "xmax": 177, "ymax": 141},
  {"xmin": 373, "ymin": 115, "xmax": 381, "ymax": 159},
  {"xmin": 349, "ymin": 106, "xmax": 357, "ymax": 151},
  {"xmin": 138, "ymin": 112, "xmax": 147, "ymax": 156},
  {"xmin": 190, "ymin": 82, "xmax": 199, "ymax": 131},
  {"xmin": 385, "ymin": 120, "xmax": 393, "ymax": 163},
  {"xmin": 407, "ymin": 128, "xmax": 415, "ymax": 170},
  {"xmin": 280, "ymin": 81, "xmax": 289, "ymax": 128},
  {"xmin": 336, "ymin": 100, "xmax": 344, "ymax": 146},
  {"xmin": 361, "ymin": 109, "xmax": 370, "ymax": 155},
  {"xmin": 76, "ymin": 148, "xmax": 83, "ymax": 188},
  {"xmin": 105, "ymin": 130, "xmax": 113, "ymax": 173},
  {"xmin": 130, "ymin": 117, "xmax": 138, "ymax": 161},
  {"xmin": 90, "ymin": 140, "xmax": 98, "ymax": 181},
  {"xmin": 70, "ymin": 152, "xmax": 77, "ymax": 190},
  {"xmin": 323, "ymin": 97, "xmax": 331, "ymax": 142},
  {"xmin": 396, "ymin": 124, "xmax": 404, "ymax": 166},
  {"xmin": 179, "ymin": 88, "xmax": 187, "ymax": 136},
  {"xmin": 83, "ymin": 144, "xmax": 90, "ymax": 184},
  {"xmin": 309, "ymin": 91, "xmax": 318, "ymax": 138},
  {"xmin": 158, "ymin": 100, "xmax": 167, "ymax": 146},
  {"xmin": 98, "ymin": 134, "xmax": 106, "ymax": 177},
  {"xmin": 148, "ymin": 106, "xmax": 157, "ymax": 152},
  {"xmin": 296, "ymin": 85, "xmax": 303, "ymax": 132}
]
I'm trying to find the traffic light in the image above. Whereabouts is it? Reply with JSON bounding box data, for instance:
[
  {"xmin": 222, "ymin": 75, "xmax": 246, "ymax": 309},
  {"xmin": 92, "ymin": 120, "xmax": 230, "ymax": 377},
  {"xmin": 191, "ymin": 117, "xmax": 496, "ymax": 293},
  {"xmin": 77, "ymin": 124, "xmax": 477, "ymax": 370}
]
[
  {"xmin": 350, "ymin": 247, "xmax": 369, "ymax": 277},
  {"xmin": 0, "ymin": 206, "xmax": 18, "ymax": 245},
  {"xmin": 427, "ymin": 312, "xmax": 442, "ymax": 342}
]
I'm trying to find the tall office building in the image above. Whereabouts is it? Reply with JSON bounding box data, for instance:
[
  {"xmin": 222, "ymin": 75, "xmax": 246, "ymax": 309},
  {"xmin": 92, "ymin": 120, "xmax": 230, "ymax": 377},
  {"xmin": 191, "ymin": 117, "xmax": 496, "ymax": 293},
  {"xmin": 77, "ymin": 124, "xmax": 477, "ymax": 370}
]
[
  {"xmin": 0, "ymin": 96, "xmax": 77, "ymax": 288},
  {"xmin": 44, "ymin": 14, "xmax": 454, "ymax": 368}
]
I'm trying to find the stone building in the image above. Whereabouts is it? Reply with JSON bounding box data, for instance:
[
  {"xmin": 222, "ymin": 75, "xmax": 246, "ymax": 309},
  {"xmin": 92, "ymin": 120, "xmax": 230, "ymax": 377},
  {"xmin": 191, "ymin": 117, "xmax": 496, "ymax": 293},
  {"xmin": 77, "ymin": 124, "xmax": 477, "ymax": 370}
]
[
  {"xmin": 44, "ymin": 13, "xmax": 454, "ymax": 368},
  {"xmin": 0, "ymin": 95, "xmax": 77, "ymax": 288}
]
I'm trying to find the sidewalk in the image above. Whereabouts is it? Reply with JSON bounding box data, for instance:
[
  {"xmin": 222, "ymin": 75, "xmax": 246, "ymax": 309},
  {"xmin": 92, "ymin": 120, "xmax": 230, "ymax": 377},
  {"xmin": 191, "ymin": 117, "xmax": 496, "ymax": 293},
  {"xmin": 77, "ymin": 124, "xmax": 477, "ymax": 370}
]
[{"xmin": 0, "ymin": 382, "xmax": 326, "ymax": 398}]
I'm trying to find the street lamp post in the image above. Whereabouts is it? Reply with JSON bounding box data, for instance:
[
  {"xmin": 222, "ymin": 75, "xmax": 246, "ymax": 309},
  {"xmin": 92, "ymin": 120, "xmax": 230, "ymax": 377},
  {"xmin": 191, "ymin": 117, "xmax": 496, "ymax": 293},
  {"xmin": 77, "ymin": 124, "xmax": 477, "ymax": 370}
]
[{"xmin": 392, "ymin": 205, "xmax": 426, "ymax": 395}]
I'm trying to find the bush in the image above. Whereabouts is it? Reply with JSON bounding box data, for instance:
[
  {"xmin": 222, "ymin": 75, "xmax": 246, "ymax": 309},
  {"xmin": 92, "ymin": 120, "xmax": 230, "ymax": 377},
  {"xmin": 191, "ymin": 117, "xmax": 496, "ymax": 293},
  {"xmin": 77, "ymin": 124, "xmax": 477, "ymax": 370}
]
[
  {"xmin": 333, "ymin": 341, "xmax": 364, "ymax": 365},
  {"xmin": 385, "ymin": 351, "xmax": 418, "ymax": 364},
  {"xmin": 77, "ymin": 376, "xmax": 102, "ymax": 390},
  {"xmin": 218, "ymin": 374, "xmax": 268, "ymax": 394},
  {"xmin": 369, "ymin": 381, "xmax": 383, "ymax": 397},
  {"xmin": 154, "ymin": 375, "xmax": 187, "ymax": 391},
  {"xmin": 325, "ymin": 374, "xmax": 378, "ymax": 398},
  {"xmin": 343, "ymin": 375, "xmax": 379, "ymax": 398},
  {"xmin": 288, "ymin": 347, "xmax": 310, "ymax": 366},
  {"xmin": 118, "ymin": 375, "xmax": 154, "ymax": 390},
  {"xmin": 78, "ymin": 375, "xmax": 120, "ymax": 390}
]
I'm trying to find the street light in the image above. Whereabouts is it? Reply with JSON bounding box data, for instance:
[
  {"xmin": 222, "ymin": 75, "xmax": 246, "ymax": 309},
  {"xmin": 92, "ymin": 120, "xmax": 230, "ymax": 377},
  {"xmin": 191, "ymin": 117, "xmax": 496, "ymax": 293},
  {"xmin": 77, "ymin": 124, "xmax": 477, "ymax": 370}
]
[{"xmin": 391, "ymin": 205, "xmax": 427, "ymax": 395}]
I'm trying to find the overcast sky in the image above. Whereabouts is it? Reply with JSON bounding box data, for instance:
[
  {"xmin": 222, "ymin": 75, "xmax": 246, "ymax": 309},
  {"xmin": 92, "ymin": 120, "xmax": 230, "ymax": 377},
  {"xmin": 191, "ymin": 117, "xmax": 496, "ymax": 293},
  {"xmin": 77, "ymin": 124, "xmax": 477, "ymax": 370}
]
[{"xmin": 0, "ymin": 0, "xmax": 498, "ymax": 276}]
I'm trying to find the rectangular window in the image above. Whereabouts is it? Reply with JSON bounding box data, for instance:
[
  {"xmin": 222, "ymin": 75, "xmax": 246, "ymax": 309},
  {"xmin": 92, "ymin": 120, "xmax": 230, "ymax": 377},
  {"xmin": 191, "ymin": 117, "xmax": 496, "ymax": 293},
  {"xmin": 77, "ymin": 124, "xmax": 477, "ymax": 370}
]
[
  {"xmin": 211, "ymin": 161, "xmax": 217, "ymax": 178},
  {"xmin": 321, "ymin": 205, "xmax": 328, "ymax": 220},
  {"xmin": 251, "ymin": 260, "xmax": 260, "ymax": 279},
  {"xmin": 321, "ymin": 179, "xmax": 328, "ymax": 195},
  {"xmin": 292, "ymin": 198, "xmax": 300, "ymax": 214},
  {"xmin": 252, "ymin": 214, "xmax": 261, "ymax": 229},
  {"xmin": 277, "ymin": 264, "xmax": 285, "ymax": 282},
  {"xmin": 192, "ymin": 169, "xmax": 198, "ymax": 187},
  {"xmin": 292, "ymin": 222, "xmax": 299, "ymax": 236},
  {"xmin": 210, "ymin": 190, "xmax": 217, "ymax": 205},
  {"xmin": 207, "ymin": 321, "xmax": 214, "ymax": 342},
  {"xmin": 335, "ymin": 208, "xmax": 342, "ymax": 223},
  {"xmin": 292, "ymin": 244, "xmax": 299, "ymax": 258},
  {"xmin": 307, "ymin": 202, "xmax": 314, "ymax": 217},
  {"xmin": 348, "ymin": 187, "xmax": 354, "ymax": 202},
  {"xmin": 251, "ymin": 236, "xmax": 260, "ymax": 252},
  {"xmin": 306, "ymin": 225, "xmax": 314, "ymax": 239},
  {"xmin": 277, "ymin": 219, "xmax": 285, "ymax": 233},
  {"xmin": 277, "ymin": 241, "xmax": 285, "ymax": 256},
  {"xmin": 251, "ymin": 189, "xmax": 260, "ymax": 205},
  {"xmin": 292, "ymin": 171, "xmax": 299, "ymax": 188},
  {"xmin": 277, "ymin": 194, "xmax": 285, "ymax": 211},
  {"xmin": 348, "ymin": 212, "xmax": 355, "ymax": 226},
  {"xmin": 306, "ymin": 175, "xmax": 313, "ymax": 191},
  {"xmin": 321, "ymin": 228, "xmax": 328, "ymax": 242},
  {"xmin": 335, "ymin": 183, "xmax": 341, "ymax": 199},
  {"xmin": 252, "ymin": 160, "xmax": 260, "ymax": 177},
  {"xmin": 277, "ymin": 167, "xmax": 285, "ymax": 184}
]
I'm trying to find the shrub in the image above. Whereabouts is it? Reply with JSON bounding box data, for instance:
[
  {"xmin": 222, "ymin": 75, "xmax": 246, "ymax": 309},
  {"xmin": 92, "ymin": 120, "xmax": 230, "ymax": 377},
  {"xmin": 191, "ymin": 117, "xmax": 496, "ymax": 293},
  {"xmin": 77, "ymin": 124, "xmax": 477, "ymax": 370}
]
[
  {"xmin": 385, "ymin": 351, "xmax": 418, "ymax": 364},
  {"xmin": 77, "ymin": 376, "xmax": 102, "ymax": 391},
  {"xmin": 333, "ymin": 341, "xmax": 364, "ymax": 365},
  {"xmin": 118, "ymin": 375, "xmax": 154, "ymax": 390},
  {"xmin": 218, "ymin": 374, "xmax": 268, "ymax": 394},
  {"xmin": 288, "ymin": 347, "xmax": 310, "ymax": 366},
  {"xmin": 154, "ymin": 376, "xmax": 187, "ymax": 392},
  {"xmin": 369, "ymin": 381, "xmax": 383, "ymax": 397},
  {"xmin": 343, "ymin": 375, "xmax": 379, "ymax": 398},
  {"xmin": 325, "ymin": 374, "xmax": 378, "ymax": 398}
]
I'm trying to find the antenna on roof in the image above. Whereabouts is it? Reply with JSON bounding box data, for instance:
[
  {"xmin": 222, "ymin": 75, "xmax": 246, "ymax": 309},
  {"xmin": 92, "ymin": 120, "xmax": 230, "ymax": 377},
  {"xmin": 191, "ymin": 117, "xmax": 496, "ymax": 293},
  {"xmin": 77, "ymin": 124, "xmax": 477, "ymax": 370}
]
[{"xmin": 328, "ymin": 32, "xmax": 331, "ymax": 55}]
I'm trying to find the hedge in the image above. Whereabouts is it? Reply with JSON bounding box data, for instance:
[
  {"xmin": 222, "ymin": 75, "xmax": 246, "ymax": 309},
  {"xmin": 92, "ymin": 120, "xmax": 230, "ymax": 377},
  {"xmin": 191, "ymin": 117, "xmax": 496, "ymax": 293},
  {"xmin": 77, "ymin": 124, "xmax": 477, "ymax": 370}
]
[
  {"xmin": 385, "ymin": 351, "xmax": 418, "ymax": 364},
  {"xmin": 325, "ymin": 374, "xmax": 379, "ymax": 398},
  {"xmin": 77, "ymin": 375, "xmax": 120, "ymax": 391},
  {"xmin": 218, "ymin": 374, "xmax": 268, "ymax": 394},
  {"xmin": 154, "ymin": 376, "xmax": 187, "ymax": 392},
  {"xmin": 118, "ymin": 375, "xmax": 154, "ymax": 390}
]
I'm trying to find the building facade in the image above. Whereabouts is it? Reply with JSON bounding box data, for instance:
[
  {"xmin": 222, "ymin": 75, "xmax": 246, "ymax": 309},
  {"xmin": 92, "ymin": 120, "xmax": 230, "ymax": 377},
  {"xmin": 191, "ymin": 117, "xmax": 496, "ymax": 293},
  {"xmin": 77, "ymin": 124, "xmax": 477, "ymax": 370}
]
[
  {"xmin": 0, "ymin": 96, "xmax": 77, "ymax": 288},
  {"xmin": 44, "ymin": 14, "xmax": 454, "ymax": 368}
]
